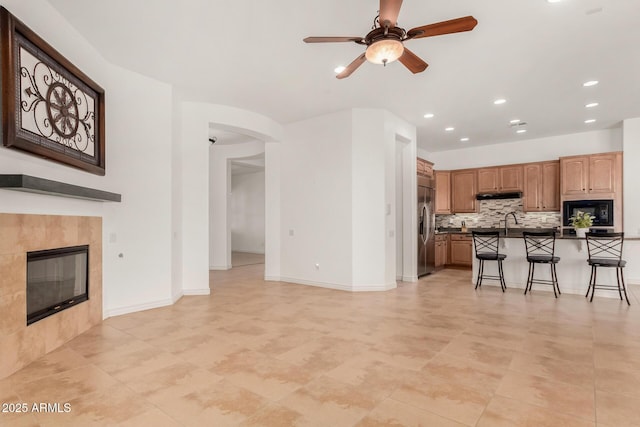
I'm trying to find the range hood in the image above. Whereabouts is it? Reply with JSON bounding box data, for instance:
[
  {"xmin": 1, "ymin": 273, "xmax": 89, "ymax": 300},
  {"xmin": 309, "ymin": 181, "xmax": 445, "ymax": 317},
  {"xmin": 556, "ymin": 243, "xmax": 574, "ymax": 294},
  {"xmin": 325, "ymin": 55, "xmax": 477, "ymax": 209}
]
[{"xmin": 476, "ymin": 191, "xmax": 522, "ymax": 200}]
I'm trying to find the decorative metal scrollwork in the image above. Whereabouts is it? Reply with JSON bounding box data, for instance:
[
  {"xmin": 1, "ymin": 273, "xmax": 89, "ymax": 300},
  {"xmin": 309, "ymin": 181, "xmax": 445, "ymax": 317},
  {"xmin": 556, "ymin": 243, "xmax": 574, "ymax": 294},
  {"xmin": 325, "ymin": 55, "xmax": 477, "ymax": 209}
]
[{"xmin": 19, "ymin": 43, "xmax": 96, "ymax": 157}]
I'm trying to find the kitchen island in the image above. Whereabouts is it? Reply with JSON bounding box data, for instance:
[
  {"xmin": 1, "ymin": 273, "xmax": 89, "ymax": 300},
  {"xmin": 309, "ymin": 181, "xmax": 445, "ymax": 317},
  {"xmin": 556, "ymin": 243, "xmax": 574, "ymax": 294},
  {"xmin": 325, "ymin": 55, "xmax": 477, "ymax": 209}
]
[
  {"xmin": 439, "ymin": 228, "xmax": 640, "ymax": 304},
  {"xmin": 461, "ymin": 228, "xmax": 640, "ymax": 299}
]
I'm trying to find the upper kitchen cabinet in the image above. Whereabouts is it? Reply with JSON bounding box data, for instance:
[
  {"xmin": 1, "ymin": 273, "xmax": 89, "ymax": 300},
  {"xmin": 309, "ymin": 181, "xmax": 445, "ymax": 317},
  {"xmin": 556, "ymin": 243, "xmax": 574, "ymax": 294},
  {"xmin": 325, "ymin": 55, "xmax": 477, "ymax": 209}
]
[
  {"xmin": 452, "ymin": 169, "xmax": 477, "ymax": 213},
  {"xmin": 417, "ymin": 157, "xmax": 434, "ymax": 178},
  {"xmin": 434, "ymin": 171, "xmax": 451, "ymax": 214},
  {"xmin": 523, "ymin": 161, "xmax": 560, "ymax": 212},
  {"xmin": 477, "ymin": 165, "xmax": 523, "ymax": 193},
  {"xmin": 560, "ymin": 152, "xmax": 622, "ymax": 198}
]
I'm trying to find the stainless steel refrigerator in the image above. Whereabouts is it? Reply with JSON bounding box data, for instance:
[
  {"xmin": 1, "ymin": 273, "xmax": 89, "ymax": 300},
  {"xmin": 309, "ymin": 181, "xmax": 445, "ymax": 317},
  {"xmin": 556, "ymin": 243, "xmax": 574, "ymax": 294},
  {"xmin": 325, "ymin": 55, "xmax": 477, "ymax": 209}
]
[{"xmin": 418, "ymin": 176, "xmax": 436, "ymax": 277}]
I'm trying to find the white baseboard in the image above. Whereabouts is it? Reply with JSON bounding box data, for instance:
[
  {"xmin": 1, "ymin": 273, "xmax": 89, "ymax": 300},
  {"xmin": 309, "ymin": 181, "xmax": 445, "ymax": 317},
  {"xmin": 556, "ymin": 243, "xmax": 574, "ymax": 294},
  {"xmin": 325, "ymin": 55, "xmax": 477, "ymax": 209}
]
[
  {"xmin": 264, "ymin": 275, "xmax": 281, "ymax": 282},
  {"xmin": 172, "ymin": 291, "xmax": 184, "ymax": 303},
  {"xmin": 104, "ymin": 297, "xmax": 174, "ymax": 318},
  {"xmin": 277, "ymin": 276, "xmax": 395, "ymax": 292},
  {"xmin": 210, "ymin": 265, "xmax": 231, "ymax": 270},
  {"xmin": 183, "ymin": 288, "xmax": 211, "ymax": 296},
  {"xmin": 402, "ymin": 275, "xmax": 418, "ymax": 282}
]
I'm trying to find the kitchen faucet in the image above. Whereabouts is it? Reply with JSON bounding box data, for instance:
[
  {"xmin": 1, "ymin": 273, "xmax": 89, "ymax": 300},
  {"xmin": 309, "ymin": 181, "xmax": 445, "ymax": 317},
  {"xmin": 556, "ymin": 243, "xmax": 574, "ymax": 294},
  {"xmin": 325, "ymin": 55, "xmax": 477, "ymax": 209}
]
[{"xmin": 503, "ymin": 211, "xmax": 519, "ymax": 235}]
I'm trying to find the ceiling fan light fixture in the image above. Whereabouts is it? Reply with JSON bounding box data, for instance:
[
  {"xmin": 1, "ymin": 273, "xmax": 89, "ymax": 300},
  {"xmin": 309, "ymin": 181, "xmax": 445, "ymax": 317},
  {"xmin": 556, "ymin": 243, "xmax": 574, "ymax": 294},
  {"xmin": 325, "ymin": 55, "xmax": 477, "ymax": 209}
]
[{"xmin": 365, "ymin": 39, "xmax": 404, "ymax": 65}]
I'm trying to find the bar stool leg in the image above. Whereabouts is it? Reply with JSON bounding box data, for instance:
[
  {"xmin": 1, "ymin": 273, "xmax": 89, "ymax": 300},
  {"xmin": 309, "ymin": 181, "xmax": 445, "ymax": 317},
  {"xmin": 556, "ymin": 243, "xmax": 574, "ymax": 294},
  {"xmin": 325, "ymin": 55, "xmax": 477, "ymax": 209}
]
[
  {"xmin": 549, "ymin": 263, "xmax": 557, "ymax": 298},
  {"xmin": 498, "ymin": 260, "xmax": 506, "ymax": 292},
  {"xmin": 552, "ymin": 262, "xmax": 561, "ymax": 295},
  {"xmin": 524, "ymin": 262, "xmax": 532, "ymax": 295},
  {"xmin": 618, "ymin": 267, "xmax": 631, "ymax": 305},
  {"xmin": 586, "ymin": 265, "xmax": 595, "ymax": 298},
  {"xmin": 590, "ymin": 267, "xmax": 598, "ymax": 302},
  {"xmin": 475, "ymin": 259, "xmax": 484, "ymax": 289}
]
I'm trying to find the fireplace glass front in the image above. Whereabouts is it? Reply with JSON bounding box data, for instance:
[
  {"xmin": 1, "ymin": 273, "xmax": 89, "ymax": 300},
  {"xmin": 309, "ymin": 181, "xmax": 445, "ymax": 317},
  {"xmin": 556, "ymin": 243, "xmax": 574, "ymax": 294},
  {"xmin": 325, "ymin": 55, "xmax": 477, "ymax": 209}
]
[{"xmin": 27, "ymin": 245, "xmax": 89, "ymax": 325}]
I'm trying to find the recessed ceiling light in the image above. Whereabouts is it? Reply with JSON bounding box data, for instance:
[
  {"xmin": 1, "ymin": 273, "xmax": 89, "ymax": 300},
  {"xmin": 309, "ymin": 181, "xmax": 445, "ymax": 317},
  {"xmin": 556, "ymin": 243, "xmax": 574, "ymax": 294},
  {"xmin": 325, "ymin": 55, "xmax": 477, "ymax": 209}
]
[
  {"xmin": 583, "ymin": 80, "xmax": 599, "ymax": 87},
  {"xmin": 423, "ymin": 113, "xmax": 434, "ymax": 119},
  {"xmin": 460, "ymin": 137, "xmax": 470, "ymax": 142},
  {"xmin": 334, "ymin": 66, "xmax": 346, "ymax": 74},
  {"xmin": 494, "ymin": 99, "xmax": 507, "ymax": 105},
  {"xmin": 585, "ymin": 102, "xmax": 599, "ymax": 108},
  {"xmin": 445, "ymin": 127, "xmax": 455, "ymax": 132},
  {"xmin": 510, "ymin": 119, "xmax": 520, "ymax": 124},
  {"xmin": 547, "ymin": 0, "xmax": 562, "ymax": 3},
  {"xmin": 516, "ymin": 129, "xmax": 527, "ymax": 134},
  {"xmin": 584, "ymin": 119, "xmax": 596, "ymax": 124}
]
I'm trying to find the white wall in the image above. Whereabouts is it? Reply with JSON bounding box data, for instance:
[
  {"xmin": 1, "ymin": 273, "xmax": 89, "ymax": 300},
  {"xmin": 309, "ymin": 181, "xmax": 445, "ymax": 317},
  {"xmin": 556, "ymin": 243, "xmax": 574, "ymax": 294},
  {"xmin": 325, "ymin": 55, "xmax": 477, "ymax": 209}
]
[
  {"xmin": 623, "ymin": 118, "xmax": 640, "ymax": 236},
  {"xmin": 280, "ymin": 111, "xmax": 353, "ymax": 288},
  {"xmin": 428, "ymin": 128, "xmax": 622, "ymax": 170},
  {"xmin": 230, "ymin": 171, "xmax": 265, "ymax": 254},
  {"xmin": 0, "ymin": 0, "xmax": 175, "ymax": 317},
  {"xmin": 279, "ymin": 109, "xmax": 417, "ymax": 290}
]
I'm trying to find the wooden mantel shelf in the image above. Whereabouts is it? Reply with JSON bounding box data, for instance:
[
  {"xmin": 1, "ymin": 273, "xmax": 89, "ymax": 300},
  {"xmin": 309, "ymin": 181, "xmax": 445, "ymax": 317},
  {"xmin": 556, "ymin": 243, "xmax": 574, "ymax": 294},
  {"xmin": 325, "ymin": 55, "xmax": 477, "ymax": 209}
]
[{"xmin": 0, "ymin": 174, "xmax": 121, "ymax": 202}]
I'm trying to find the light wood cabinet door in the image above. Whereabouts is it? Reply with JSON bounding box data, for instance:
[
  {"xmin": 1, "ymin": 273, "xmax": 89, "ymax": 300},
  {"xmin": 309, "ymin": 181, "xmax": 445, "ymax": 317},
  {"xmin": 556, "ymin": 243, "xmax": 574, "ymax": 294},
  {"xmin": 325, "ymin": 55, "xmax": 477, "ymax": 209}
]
[
  {"xmin": 477, "ymin": 168, "xmax": 498, "ymax": 193},
  {"xmin": 435, "ymin": 238, "xmax": 447, "ymax": 268},
  {"xmin": 541, "ymin": 161, "xmax": 560, "ymax": 211},
  {"xmin": 452, "ymin": 170, "xmax": 477, "ymax": 213},
  {"xmin": 589, "ymin": 153, "xmax": 616, "ymax": 194},
  {"xmin": 499, "ymin": 165, "xmax": 524, "ymax": 192},
  {"xmin": 450, "ymin": 238, "xmax": 472, "ymax": 266},
  {"xmin": 435, "ymin": 171, "xmax": 451, "ymax": 214},
  {"xmin": 523, "ymin": 163, "xmax": 542, "ymax": 211},
  {"xmin": 561, "ymin": 156, "xmax": 589, "ymax": 195},
  {"xmin": 417, "ymin": 157, "xmax": 434, "ymax": 178},
  {"xmin": 524, "ymin": 161, "xmax": 560, "ymax": 212}
]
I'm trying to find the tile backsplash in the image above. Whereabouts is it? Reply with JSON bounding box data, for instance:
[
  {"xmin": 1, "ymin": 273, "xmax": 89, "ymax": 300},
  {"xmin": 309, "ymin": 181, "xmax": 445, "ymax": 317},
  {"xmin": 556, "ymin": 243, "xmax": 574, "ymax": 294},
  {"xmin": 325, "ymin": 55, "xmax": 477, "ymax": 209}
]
[{"xmin": 436, "ymin": 198, "xmax": 561, "ymax": 229}]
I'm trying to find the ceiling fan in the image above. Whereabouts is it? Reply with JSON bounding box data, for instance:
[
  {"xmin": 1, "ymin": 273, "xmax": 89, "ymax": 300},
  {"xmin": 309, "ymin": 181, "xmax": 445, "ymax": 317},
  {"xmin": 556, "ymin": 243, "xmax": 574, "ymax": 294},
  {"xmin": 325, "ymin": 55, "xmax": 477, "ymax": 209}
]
[{"xmin": 303, "ymin": 0, "xmax": 477, "ymax": 79}]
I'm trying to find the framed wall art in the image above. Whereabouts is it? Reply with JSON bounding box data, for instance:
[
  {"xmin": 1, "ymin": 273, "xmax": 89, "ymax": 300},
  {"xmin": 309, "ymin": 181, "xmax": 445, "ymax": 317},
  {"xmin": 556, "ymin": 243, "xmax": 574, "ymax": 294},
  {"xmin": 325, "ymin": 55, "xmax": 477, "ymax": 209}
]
[{"xmin": 0, "ymin": 7, "xmax": 105, "ymax": 175}]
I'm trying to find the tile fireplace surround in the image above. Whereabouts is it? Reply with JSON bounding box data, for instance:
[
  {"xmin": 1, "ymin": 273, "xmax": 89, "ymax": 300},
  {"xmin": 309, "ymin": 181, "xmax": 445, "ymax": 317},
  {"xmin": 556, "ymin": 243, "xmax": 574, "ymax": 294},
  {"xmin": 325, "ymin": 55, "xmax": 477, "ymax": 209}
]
[{"xmin": 0, "ymin": 214, "xmax": 102, "ymax": 379}]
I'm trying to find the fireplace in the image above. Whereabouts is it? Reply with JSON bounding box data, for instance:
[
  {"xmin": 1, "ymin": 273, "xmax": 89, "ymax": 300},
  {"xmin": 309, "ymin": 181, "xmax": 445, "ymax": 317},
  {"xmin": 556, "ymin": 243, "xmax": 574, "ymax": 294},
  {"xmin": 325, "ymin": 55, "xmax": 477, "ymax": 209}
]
[{"xmin": 27, "ymin": 245, "xmax": 89, "ymax": 325}]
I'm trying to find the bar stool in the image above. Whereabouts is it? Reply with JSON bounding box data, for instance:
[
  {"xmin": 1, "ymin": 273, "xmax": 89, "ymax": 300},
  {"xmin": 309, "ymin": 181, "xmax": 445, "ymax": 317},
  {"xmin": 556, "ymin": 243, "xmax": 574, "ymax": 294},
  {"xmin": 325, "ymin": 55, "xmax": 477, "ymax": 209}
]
[
  {"xmin": 585, "ymin": 232, "xmax": 630, "ymax": 305},
  {"xmin": 522, "ymin": 231, "xmax": 561, "ymax": 298},
  {"xmin": 472, "ymin": 231, "xmax": 507, "ymax": 292}
]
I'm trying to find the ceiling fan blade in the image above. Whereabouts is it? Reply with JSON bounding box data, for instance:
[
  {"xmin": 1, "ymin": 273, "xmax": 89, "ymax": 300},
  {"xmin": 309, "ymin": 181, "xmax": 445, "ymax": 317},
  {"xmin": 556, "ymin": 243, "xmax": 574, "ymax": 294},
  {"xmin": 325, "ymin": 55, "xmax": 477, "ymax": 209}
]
[
  {"xmin": 407, "ymin": 16, "xmax": 478, "ymax": 39},
  {"xmin": 336, "ymin": 53, "xmax": 366, "ymax": 79},
  {"xmin": 379, "ymin": 0, "xmax": 403, "ymax": 28},
  {"xmin": 398, "ymin": 48, "xmax": 428, "ymax": 74},
  {"xmin": 303, "ymin": 36, "xmax": 363, "ymax": 43}
]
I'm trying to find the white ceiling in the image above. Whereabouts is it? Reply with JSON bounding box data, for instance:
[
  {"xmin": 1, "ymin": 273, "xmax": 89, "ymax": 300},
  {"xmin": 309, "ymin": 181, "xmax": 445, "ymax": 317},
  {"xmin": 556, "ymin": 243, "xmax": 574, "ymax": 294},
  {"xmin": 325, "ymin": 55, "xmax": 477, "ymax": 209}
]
[{"xmin": 48, "ymin": 0, "xmax": 640, "ymax": 152}]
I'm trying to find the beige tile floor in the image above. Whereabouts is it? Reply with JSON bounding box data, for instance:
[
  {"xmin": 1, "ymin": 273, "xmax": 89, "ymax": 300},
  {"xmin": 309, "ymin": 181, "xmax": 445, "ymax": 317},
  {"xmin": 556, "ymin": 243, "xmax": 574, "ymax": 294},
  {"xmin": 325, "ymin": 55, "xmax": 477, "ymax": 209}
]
[
  {"xmin": 232, "ymin": 252, "xmax": 265, "ymax": 267},
  {"xmin": 2, "ymin": 266, "xmax": 640, "ymax": 426}
]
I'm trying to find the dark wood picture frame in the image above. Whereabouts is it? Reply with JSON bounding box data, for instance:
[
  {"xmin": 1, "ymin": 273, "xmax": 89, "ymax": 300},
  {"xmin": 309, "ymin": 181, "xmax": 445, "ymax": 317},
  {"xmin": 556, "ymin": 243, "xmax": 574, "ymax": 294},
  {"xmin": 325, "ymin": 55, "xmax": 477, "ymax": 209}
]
[{"xmin": 0, "ymin": 7, "xmax": 105, "ymax": 175}]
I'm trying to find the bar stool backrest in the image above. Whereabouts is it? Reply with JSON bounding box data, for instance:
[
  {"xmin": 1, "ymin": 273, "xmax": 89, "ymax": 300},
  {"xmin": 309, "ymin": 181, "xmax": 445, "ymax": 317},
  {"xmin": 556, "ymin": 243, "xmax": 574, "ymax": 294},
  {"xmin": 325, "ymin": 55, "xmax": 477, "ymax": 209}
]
[
  {"xmin": 585, "ymin": 232, "xmax": 624, "ymax": 262},
  {"xmin": 523, "ymin": 231, "xmax": 556, "ymax": 257},
  {"xmin": 472, "ymin": 231, "xmax": 500, "ymax": 257}
]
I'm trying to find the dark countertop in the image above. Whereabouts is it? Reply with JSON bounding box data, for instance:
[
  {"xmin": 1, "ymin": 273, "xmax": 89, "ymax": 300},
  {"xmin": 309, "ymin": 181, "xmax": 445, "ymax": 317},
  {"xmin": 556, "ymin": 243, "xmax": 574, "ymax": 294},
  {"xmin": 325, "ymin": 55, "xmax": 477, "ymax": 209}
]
[{"xmin": 437, "ymin": 227, "xmax": 566, "ymax": 239}]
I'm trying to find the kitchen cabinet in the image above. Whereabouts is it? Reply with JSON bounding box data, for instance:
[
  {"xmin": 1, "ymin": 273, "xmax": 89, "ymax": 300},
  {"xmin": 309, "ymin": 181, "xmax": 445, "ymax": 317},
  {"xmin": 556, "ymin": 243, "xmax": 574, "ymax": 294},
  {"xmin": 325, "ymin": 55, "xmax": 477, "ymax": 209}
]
[
  {"xmin": 477, "ymin": 165, "xmax": 523, "ymax": 193},
  {"xmin": 434, "ymin": 171, "xmax": 451, "ymax": 214},
  {"xmin": 417, "ymin": 157, "xmax": 434, "ymax": 178},
  {"xmin": 435, "ymin": 234, "xmax": 448, "ymax": 268},
  {"xmin": 560, "ymin": 152, "xmax": 621, "ymax": 197},
  {"xmin": 451, "ymin": 169, "xmax": 477, "ymax": 213},
  {"xmin": 523, "ymin": 161, "xmax": 560, "ymax": 212},
  {"xmin": 449, "ymin": 234, "xmax": 472, "ymax": 267}
]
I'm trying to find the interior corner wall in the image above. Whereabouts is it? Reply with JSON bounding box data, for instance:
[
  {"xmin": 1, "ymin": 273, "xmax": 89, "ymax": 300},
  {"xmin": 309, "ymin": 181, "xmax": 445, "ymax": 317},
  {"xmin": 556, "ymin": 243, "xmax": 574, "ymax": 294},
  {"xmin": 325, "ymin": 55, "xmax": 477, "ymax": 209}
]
[
  {"xmin": 0, "ymin": 0, "xmax": 175, "ymax": 318},
  {"xmin": 264, "ymin": 142, "xmax": 281, "ymax": 280},
  {"xmin": 428, "ymin": 128, "xmax": 622, "ymax": 170},
  {"xmin": 351, "ymin": 109, "xmax": 387, "ymax": 289},
  {"xmin": 280, "ymin": 111, "xmax": 353, "ymax": 289},
  {"xmin": 231, "ymin": 171, "xmax": 266, "ymax": 254},
  {"xmin": 623, "ymin": 117, "xmax": 640, "ymax": 234}
]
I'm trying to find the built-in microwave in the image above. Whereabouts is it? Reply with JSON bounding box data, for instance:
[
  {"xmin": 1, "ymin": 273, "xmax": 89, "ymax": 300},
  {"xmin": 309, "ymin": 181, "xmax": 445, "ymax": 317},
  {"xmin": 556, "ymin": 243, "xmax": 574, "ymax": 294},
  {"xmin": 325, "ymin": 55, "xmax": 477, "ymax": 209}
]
[{"xmin": 563, "ymin": 199, "xmax": 614, "ymax": 227}]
